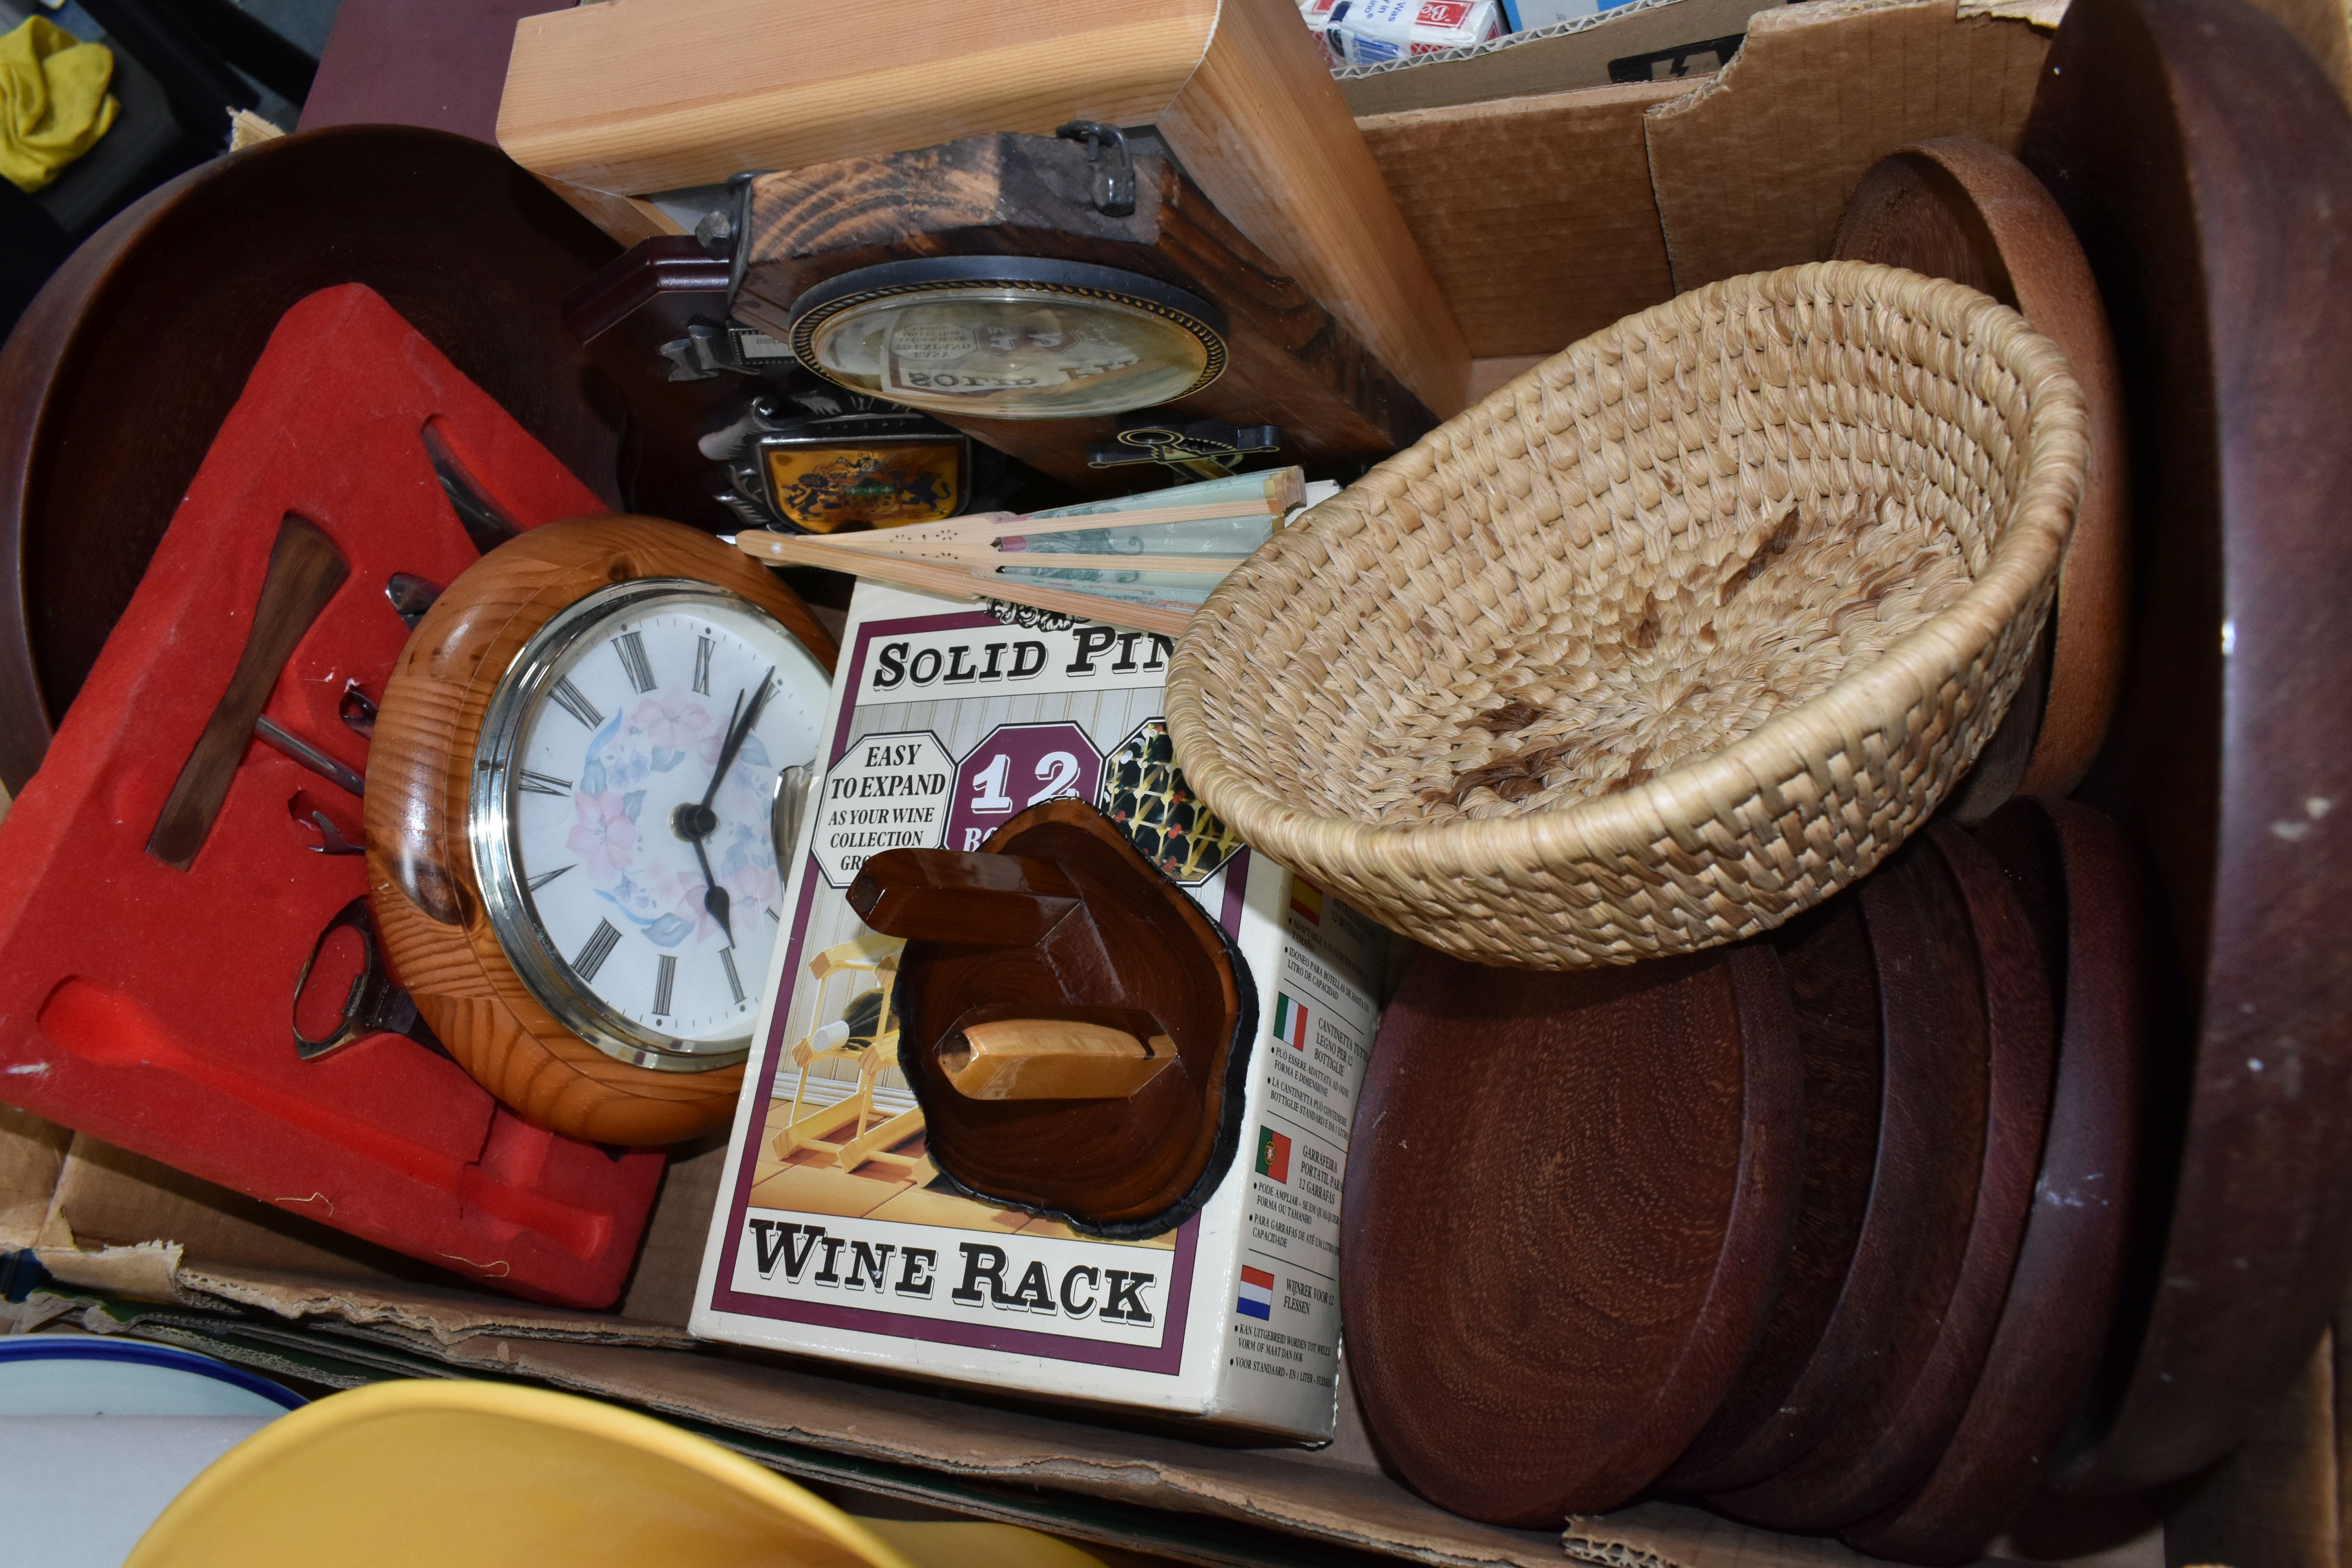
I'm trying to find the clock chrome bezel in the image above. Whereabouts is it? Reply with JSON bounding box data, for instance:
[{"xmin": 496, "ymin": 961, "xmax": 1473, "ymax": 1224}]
[{"xmin": 471, "ymin": 578, "xmax": 817, "ymax": 1073}]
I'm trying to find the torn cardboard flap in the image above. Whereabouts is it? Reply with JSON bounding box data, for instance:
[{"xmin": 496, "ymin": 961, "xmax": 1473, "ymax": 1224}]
[
  {"xmin": 1337, "ymin": 0, "xmax": 1766, "ymax": 114},
  {"xmin": 33, "ymin": 1234, "xmax": 185, "ymax": 1301},
  {"xmin": 170, "ymin": 1263, "xmax": 693, "ymax": 1352},
  {"xmin": 1567, "ymin": 1505, "xmax": 1890, "ymax": 1568},
  {"xmin": 1642, "ymin": 0, "xmax": 2053, "ymax": 292}
]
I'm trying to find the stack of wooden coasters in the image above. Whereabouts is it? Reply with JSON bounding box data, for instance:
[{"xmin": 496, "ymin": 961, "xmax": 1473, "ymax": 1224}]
[{"xmin": 1341, "ymin": 798, "xmax": 2147, "ymax": 1564}]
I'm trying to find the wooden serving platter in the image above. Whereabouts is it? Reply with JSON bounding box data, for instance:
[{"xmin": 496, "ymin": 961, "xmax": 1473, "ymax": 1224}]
[
  {"xmin": 1343, "ymin": 942, "xmax": 1803, "ymax": 1525},
  {"xmin": 2020, "ymin": 0, "xmax": 2352, "ymax": 1495},
  {"xmin": 1831, "ymin": 136, "xmax": 2129, "ymax": 813},
  {"xmin": 1711, "ymin": 842, "xmax": 2009, "ymax": 1532},
  {"xmin": 1664, "ymin": 897, "xmax": 1882, "ymax": 1492},
  {"xmin": 1846, "ymin": 797, "xmax": 2145, "ymax": 1563},
  {"xmin": 1681, "ymin": 857, "xmax": 1964, "ymax": 1496}
]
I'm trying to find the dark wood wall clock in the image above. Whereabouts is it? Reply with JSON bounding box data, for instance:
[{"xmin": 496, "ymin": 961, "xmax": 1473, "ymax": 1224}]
[
  {"xmin": 721, "ymin": 129, "xmax": 1437, "ymax": 492},
  {"xmin": 365, "ymin": 515, "xmax": 837, "ymax": 1146}
]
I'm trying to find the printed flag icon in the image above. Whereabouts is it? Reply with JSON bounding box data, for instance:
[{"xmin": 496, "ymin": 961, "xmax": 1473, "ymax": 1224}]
[
  {"xmin": 1274, "ymin": 992, "xmax": 1310, "ymax": 1051},
  {"xmin": 1238, "ymin": 1265, "xmax": 1276, "ymax": 1321},
  {"xmin": 1289, "ymin": 879, "xmax": 1323, "ymax": 926},
  {"xmin": 1256, "ymin": 1126, "xmax": 1292, "ymax": 1184}
]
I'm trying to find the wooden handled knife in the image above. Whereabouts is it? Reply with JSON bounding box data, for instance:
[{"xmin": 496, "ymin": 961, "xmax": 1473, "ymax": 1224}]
[{"xmin": 147, "ymin": 515, "xmax": 349, "ymax": 869}]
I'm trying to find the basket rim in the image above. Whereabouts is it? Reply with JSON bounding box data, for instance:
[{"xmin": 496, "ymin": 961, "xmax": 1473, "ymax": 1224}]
[{"xmin": 1164, "ymin": 261, "xmax": 2088, "ymax": 887}]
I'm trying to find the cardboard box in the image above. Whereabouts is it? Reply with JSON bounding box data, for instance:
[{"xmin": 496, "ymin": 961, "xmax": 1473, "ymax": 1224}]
[
  {"xmin": 0, "ymin": 1044, "xmax": 2225, "ymax": 1568},
  {"xmin": 1335, "ymin": 0, "xmax": 1768, "ymax": 113},
  {"xmin": 688, "ymin": 582, "xmax": 1385, "ymax": 1440},
  {"xmin": 6, "ymin": 2, "xmax": 2340, "ymax": 1560},
  {"xmin": 1355, "ymin": 0, "xmax": 2057, "ymax": 363}
]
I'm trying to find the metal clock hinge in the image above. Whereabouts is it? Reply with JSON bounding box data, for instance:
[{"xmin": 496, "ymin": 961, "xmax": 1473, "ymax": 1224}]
[{"xmin": 1055, "ymin": 121, "xmax": 1137, "ymax": 217}]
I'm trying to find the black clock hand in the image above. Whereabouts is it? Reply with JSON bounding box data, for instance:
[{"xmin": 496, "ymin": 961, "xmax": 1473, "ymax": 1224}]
[
  {"xmin": 688, "ymin": 672, "xmax": 773, "ymax": 943},
  {"xmin": 699, "ymin": 668, "xmax": 775, "ymax": 815},
  {"xmin": 670, "ymin": 690, "xmax": 745, "ymax": 942},
  {"xmin": 696, "ymin": 690, "xmax": 743, "ymax": 820},
  {"xmin": 692, "ymin": 832, "xmax": 732, "ymax": 944}
]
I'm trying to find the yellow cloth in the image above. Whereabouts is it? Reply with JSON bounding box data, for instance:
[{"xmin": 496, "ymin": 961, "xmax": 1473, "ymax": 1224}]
[{"xmin": 0, "ymin": 15, "xmax": 118, "ymax": 193}]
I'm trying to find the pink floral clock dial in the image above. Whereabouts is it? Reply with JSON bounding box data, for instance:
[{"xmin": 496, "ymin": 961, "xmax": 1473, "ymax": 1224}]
[{"xmin": 473, "ymin": 579, "xmax": 830, "ymax": 1069}]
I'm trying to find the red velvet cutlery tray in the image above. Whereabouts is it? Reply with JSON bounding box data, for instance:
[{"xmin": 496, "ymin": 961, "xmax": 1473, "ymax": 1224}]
[{"xmin": 0, "ymin": 284, "xmax": 664, "ymax": 1307}]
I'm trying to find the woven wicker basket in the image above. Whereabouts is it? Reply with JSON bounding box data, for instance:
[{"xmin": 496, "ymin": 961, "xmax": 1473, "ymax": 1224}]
[{"xmin": 1165, "ymin": 263, "xmax": 2086, "ymax": 969}]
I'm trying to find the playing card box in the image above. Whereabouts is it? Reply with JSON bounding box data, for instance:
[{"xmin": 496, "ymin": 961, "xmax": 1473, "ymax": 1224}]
[{"xmin": 691, "ymin": 581, "xmax": 1384, "ymax": 1438}]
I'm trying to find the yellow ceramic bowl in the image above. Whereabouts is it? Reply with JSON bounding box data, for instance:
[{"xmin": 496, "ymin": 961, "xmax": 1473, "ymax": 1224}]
[{"xmin": 126, "ymin": 1379, "xmax": 1106, "ymax": 1568}]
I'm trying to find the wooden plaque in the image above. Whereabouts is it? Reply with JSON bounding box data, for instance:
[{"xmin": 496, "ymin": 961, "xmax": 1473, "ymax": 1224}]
[
  {"xmin": 1679, "ymin": 860, "xmax": 1956, "ymax": 1495},
  {"xmin": 1780, "ymin": 824, "xmax": 2057, "ymax": 1530},
  {"xmin": 1710, "ymin": 844, "xmax": 1998, "ymax": 1530},
  {"xmin": 1666, "ymin": 896, "xmax": 1882, "ymax": 1491},
  {"xmin": 1831, "ymin": 137, "xmax": 2130, "ymax": 808}
]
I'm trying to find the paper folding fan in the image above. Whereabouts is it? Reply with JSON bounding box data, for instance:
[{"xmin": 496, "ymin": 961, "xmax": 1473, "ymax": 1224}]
[{"xmin": 734, "ymin": 467, "xmax": 1311, "ymax": 634}]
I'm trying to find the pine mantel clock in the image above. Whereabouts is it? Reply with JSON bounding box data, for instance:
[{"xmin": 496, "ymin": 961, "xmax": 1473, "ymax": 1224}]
[{"xmin": 365, "ymin": 517, "xmax": 836, "ymax": 1144}]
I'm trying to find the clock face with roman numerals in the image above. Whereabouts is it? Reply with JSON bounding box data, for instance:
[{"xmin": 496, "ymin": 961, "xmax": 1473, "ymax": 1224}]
[{"xmin": 471, "ymin": 579, "xmax": 829, "ymax": 1069}]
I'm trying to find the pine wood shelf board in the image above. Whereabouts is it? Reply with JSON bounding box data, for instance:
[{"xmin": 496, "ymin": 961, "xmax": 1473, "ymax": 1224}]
[{"xmin": 496, "ymin": 0, "xmax": 1221, "ymax": 195}]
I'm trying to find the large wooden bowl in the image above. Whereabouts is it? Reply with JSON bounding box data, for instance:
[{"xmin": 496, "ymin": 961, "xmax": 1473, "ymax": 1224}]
[{"xmin": 0, "ymin": 124, "xmax": 728, "ymax": 792}]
